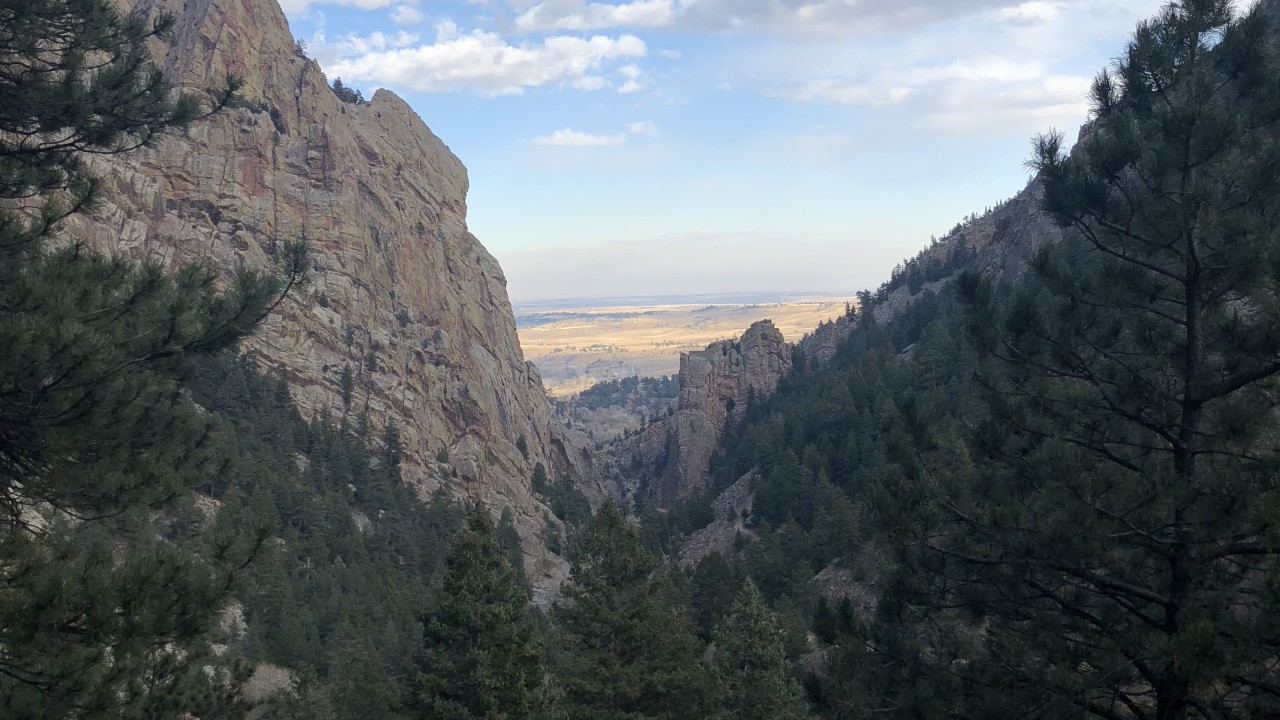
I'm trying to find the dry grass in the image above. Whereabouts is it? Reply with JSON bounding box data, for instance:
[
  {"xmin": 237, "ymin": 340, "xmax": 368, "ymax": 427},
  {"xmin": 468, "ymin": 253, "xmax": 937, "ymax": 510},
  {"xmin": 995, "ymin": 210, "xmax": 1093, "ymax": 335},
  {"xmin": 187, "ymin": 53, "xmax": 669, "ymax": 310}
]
[{"xmin": 518, "ymin": 299, "xmax": 854, "ymax": 396}]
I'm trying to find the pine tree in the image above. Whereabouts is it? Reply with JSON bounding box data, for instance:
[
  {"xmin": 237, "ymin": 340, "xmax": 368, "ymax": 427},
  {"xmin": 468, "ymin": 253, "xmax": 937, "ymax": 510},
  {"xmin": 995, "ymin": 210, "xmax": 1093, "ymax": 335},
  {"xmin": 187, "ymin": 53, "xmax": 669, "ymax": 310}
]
[
  {"xmin": 712, "ymin": 582, "xmax": 808, "ymax": 720},
  {"xmin": 898, "ymin": 2, "xmax": 1280, "ymax": 718},
  {"xmin": 497, "ymin": 507, "xmax": 532, "ymax": 592},
  {"xmin": 553, "ymin": 500, "xmax": 716, "ymax": 720},
  {"xmin": 325, "ymin": 622, "xmax": 399, "ymax": 718},
  {"xmin": 414, "ymin": 505, "xmax": 557, "ymax": 720},
  {"xmin": 340, "ymin": 363, "xmax": 355, "ymax": 410},
  {"xmin": 690, "ymin": 552, "xmax": 745, "ymax": 640},
  {"xmin": 0, "ymin": 1, "xmax": 305, "ymax": 716}
]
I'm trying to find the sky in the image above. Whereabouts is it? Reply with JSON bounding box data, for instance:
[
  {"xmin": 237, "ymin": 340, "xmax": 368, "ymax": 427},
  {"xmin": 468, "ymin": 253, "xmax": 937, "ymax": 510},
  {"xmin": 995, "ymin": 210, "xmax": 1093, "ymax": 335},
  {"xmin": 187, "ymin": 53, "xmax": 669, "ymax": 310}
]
[{"xmin": 279, "ymin": 0, "xmax": 1170, "ymax": 302}]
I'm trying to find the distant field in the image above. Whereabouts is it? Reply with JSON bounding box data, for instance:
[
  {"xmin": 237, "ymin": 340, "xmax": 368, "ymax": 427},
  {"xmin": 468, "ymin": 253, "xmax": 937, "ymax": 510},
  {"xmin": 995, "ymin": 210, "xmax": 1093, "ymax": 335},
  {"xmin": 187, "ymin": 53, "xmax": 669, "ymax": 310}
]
[{"xmin": 516, "ymin": 295, "xmax": 855, "ymax": 396}]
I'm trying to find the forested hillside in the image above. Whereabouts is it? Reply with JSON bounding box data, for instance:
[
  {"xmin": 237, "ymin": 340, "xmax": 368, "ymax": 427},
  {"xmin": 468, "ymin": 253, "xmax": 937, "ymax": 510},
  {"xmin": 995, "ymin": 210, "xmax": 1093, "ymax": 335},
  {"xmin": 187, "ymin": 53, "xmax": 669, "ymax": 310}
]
[
  {"xmin": 55, "ymin": 0, "xmax": 603, "ymax": 596},
  {"xmin": 552, "ymin": 374, "xmax": 680, "ymax": 445},
  {"xmin": 686, "ymin": 1, "xmax": 1280, "ymax": 717},
  {"xmin": 0, "ymin": 0, "xmax": 814, "ymax": 716},
  {"xmin": 8, "ymin": 0, "xmax": 1280, "ymax": 718}
]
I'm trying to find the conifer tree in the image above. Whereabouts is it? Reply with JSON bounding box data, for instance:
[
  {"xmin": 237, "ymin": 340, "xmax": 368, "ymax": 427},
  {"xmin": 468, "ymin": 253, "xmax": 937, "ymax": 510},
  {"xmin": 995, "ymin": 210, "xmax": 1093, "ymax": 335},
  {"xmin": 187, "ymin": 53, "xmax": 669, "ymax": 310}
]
[
  {"xmin": 414, "ymin": 505, "xmax": 557, "ymax": 720},
  {"xmin": 553, "ymin": 500, "xmax": 716, "ymax": 720},
  {"xmin": 890, "ymin": 2, "xmax": 1280, "ymax": 718},
  {"xmin": 326, "ymin": 622, "xmax": 399, "ymax": 718},
  {"xmin": 0, "ymin": 1, "xmax": 305, "ymax": 716},
  {"xmin": 690, "ymin": 552, "xmax": 745, "ymax": 640},
  {"xmin": 712, "ymin": 582, "xmax": 808, "ymax": 720}
]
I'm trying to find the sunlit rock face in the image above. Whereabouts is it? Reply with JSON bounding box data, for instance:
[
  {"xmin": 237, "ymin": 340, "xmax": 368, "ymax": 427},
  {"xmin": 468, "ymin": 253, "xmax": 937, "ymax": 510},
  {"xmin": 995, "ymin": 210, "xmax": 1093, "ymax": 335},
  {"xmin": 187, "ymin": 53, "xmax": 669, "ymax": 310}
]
[
  {"xmin": 628, "ymin": 320, "xmax": 791, "ymax": 508},
  {"xmin": 78, "ymin": 0, "xmax": 601, "ymax": 601}
]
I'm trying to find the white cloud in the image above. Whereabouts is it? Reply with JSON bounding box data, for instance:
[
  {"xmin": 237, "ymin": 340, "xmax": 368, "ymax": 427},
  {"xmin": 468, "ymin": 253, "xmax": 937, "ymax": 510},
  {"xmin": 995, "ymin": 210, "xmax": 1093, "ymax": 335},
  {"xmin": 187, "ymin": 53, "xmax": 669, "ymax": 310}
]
[
  {"xmin": 627, "ymin": 120, "xmax": 660, "ymax": 136},
  {"xmin": 515, "ymin": 0, "xmax": 676, "ymax": 32},
  {"xmin": 510, "ymin": 0, "xmax": 1029, "ymax": 36},
  {"xmin": 774, "ymin": 61, "xmax": 1092, "ymax": 135},
  {"xmin": 901, "ymin": 58, "xmax": 1048, "ymax": 85},
  {"xmin": 278, "ymin": 0, "xmax": 394, "ymax": 13},
  {"xmin": 308, "ymin": 29, "xmax": 420, "ymax": 64},
  {"xmin": 998, "ymin": 1, "xmax": 1065, "ymax": 25},
  {"xmin": 534, "ymin": 128, "xmax": 628, "ymax": 146},
  {"xmin": 391, "ymin": 4, "xmax": 424, "ymax": 24},
  {"xmin": 740, "ymin": 0, "xmax": 1166, "ymax": 135},
  {"xmin": 615, "ymin": 63, "xmax": 644, "ymax": 93},
  {"xmin": 693, "ymin": 0, "xmax": 1035, "ymax": 35},
  {"xmin": 286, "ymin": 0, "xmax": 1028, "ymax": 36},
  {"xmin": 777, "ymin": 80, "xmax": 906, "ymax": 107},
  {"xmin": 533, "ymin": 120, "xmax": 661, "ymax": 147},
  {"xmin": 779, "ymin": 58, "xmax": 1053, "ymax": 108},
  {"xmin": 319, "ymin": 28, "xmax": 647, "ymax": 95},
  {"xmin": 291, "ymin": 0, "xmax": 1163, "ymax": 138},
  {"xmin": 917, "ymin": 74, "xmax": 1092, "ymax": 133},
  {"xmin": 434, "ymin": 20, "xmax": 461, "ymax": 43},
  {"xmin": 573, "ymin": 75, "xmax": 609, "ymax": 90}
]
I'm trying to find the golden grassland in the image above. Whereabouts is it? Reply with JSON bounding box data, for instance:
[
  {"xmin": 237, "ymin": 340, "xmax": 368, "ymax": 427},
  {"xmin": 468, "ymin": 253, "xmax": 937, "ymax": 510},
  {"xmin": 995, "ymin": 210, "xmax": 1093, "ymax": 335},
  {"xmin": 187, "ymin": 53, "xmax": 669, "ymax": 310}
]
[{"xmin": 518, "ymin": 299, "xmax": 855, "ymax": 396}]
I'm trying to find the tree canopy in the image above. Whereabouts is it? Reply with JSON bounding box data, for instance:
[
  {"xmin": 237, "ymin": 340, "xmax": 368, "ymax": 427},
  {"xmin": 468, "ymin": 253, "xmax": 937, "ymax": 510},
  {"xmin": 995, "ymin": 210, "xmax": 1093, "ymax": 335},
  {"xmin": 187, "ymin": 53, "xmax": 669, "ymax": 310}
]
[
  {"xmin": 553, "ymin": 500, "xmax": 715, "ymax": 720},
  {"xmin": 414, "ymin": 505, "xmax": 557, "ymax": 720},
  {"xmin": 936, "ymin": 2, "xmax": 1280, "ymax": 716},
  {"xmin": 712, "ymin": 581, "xmax": 808, "ymax": 720},
  {"xmin": 0, "ymin": 1, "xmax": 304, "ymax": 715}
]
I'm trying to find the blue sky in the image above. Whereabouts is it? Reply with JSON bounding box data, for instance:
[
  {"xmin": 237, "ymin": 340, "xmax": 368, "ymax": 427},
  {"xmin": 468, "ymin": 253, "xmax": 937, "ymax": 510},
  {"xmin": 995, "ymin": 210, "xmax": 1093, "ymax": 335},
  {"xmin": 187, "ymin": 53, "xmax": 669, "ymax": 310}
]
[{"xmin": 280, "ymin": 0, "xmax": 1169, "ymax": 302}]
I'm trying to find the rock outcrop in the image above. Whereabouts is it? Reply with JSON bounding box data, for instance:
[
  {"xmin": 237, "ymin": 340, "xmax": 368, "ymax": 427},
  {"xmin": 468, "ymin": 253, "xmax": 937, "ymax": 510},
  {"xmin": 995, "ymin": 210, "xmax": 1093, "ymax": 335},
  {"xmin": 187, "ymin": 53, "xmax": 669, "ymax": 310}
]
[
  {"xmin": 620, "ymin": 320, "xmax": 791, "ymax": 507},
  {"xmin": 798, "ymin": 315, "xmax": 857, "ymax": 367},
  {"xmin": 73, "ymin": 0, "xmax": 597, "ymax": 599},
  {"xmin": 678, "ymin": 473, "xmax": 756, "ymax": 567}
]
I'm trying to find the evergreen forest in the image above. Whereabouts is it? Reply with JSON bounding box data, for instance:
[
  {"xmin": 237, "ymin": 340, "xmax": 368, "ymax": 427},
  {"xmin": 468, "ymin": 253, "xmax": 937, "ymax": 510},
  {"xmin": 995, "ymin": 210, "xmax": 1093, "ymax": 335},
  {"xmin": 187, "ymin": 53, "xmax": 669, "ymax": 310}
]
[{"xmin": 5, "ymin": 0, "xmax": 1280, "ymax": 719}]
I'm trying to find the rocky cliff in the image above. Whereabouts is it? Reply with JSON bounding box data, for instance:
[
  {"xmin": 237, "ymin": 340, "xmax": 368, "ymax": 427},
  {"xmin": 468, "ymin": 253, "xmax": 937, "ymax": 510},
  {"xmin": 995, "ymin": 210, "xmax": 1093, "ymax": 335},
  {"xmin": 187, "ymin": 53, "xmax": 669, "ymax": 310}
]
[
  {"xmin": 72, "ymin": 0, "xmax": 597, "ymax": 600},
  {"xmin": 799, "ymin": 315, "xmax": 857, "ymax": 367},
  {"xmin": 620, "ymin": 320, "xmax": 791, "ymax": 507}
]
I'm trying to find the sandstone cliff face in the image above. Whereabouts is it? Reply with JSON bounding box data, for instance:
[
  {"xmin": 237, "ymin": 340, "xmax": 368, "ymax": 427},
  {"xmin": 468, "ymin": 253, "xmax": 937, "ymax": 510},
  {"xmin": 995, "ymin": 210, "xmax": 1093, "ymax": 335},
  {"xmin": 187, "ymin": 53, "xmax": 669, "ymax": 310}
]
[
  {"xmin": 73, "ymin": 0, "xmax": 596, "ymax": 600},
  {"xmin": 624, "ymin": 320, "xmax": 791, "ymax": 507}
]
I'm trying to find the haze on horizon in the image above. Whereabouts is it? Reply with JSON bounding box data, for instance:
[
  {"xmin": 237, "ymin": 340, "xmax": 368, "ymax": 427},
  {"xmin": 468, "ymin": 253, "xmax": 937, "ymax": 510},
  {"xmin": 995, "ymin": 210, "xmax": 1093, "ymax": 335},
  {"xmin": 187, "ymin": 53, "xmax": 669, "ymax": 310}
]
[{"xmin": 279, "ymin": 0, "xmax": 1171, "ymax": 302}]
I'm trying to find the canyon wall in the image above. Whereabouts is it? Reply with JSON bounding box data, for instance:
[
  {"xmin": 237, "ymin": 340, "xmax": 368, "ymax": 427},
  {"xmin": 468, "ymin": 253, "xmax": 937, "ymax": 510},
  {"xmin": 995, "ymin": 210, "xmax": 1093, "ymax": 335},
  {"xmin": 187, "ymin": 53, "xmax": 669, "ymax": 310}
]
[{"xmin": 73, "ymin": 0, "xmax": 597, "ymax": 601}]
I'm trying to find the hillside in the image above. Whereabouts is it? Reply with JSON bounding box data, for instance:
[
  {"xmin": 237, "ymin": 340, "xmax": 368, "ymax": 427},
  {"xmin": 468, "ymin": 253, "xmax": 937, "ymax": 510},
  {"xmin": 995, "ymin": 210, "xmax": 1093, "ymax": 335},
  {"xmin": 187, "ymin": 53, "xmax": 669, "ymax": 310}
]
[
  {"xmin": 658, "ymin": 2, "xmax": 1280, "ymax": 717},
  {"xmin": 8, "ymin": 0, "xmax": 1280, "ymax": 718},
  {"xmin": 68, "ymin": 0, "xmax": 597, "ymax": 597}
]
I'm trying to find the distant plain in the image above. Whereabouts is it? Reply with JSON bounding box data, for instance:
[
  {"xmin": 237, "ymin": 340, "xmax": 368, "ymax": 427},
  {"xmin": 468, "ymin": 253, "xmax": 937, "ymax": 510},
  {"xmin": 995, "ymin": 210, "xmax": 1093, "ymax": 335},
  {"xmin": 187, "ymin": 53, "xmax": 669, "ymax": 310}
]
[{"xmin": 515, "ymin": 293, "xmax": 855, "ymax": 396}]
